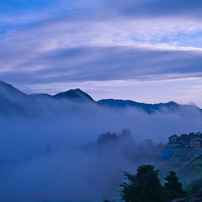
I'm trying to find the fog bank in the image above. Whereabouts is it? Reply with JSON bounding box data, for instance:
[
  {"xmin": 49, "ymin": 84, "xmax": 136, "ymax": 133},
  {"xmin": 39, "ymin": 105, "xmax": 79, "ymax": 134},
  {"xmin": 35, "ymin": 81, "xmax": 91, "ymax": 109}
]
[{"xmin": 0, "ymin": 85, "xmax": 202, "ymax": 201}]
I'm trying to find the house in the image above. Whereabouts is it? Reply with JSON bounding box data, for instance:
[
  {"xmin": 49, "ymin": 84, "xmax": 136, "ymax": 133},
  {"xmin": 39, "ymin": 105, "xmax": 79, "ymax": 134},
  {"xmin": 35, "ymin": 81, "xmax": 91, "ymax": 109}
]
[
  {"xmin": 166, "ymin": 132, "xmax": 202, "ymax": 152},
  {"xmin": 190, "ymin": 138, "xmax": 202, "ymax": 151},
  {"xmin": 167, "ymin": 134, "xmax": 185, "ymax": 148}
]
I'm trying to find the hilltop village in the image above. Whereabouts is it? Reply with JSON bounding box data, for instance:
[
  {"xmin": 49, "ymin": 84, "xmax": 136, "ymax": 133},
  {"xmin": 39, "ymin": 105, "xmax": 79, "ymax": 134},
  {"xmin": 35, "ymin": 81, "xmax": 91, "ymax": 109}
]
[
  {"xmin": 160, "ymin": 132, "xmax": 202, "ymax": 161},
  {"xmin": 157, "ymin": 132, "xmax": 202, "ymax": 190}
]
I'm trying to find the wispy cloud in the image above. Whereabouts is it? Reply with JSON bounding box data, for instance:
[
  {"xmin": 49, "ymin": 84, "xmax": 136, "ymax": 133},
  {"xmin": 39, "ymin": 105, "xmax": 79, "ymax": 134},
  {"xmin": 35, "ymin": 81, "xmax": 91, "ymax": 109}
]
[
  {"xmin": 104, "ymin": 0, "xmax": 202, "ymax": 19},
  {"xmin": 1, "ymin": 40, "xmax": 202, "ymax": 85},
  {"xmin": 1, "ymin": 0, "xmax": 202, "ymax": 106}
]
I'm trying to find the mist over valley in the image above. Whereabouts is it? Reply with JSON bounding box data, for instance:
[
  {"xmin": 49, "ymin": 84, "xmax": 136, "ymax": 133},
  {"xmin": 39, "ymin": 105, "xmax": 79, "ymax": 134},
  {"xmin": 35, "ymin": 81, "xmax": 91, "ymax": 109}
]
[{"xmin": 0, "ymin": 81, "xmax": 202, "ymax": 201}]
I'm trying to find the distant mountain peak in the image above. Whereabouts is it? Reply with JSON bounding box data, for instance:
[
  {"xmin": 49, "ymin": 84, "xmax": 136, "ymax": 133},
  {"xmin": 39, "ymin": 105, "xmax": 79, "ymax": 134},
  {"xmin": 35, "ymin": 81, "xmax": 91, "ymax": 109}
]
[
  {"xmin": 0, "ymin": 81, "xmax": 14, "ymax": 89},
  {"xmin": 53, "ymin": 88, "xmax": 94, "ymax": 102},
  {"xmin": 0, "ymin": 81, "xmax": 27, "ymax": 97}
]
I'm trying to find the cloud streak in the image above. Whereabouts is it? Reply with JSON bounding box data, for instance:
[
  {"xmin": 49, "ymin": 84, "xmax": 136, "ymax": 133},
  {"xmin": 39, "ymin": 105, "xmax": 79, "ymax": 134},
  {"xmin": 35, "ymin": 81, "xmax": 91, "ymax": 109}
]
[
  {"xmin": 104, "ymin": 0, "xmax": 202, "ymax": 19},
  {"xmin": 1, "ymin": 45, "xmax": 202, "ymax": 85}
]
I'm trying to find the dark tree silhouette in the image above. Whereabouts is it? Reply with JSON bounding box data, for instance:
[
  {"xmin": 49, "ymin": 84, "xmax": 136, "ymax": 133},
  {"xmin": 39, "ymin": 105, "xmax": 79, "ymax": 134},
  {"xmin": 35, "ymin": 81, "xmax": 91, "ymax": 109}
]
[
  {"xmin": 103, "ymin": 199, "xmax": 111, "ymax": 202},
  {"xmin": 120, "ymin": 165, "xmax": 163, "ymax": 202},
  {"xmin": 163, "ymin": 171, "xmax": 185, "ymax": 201}
]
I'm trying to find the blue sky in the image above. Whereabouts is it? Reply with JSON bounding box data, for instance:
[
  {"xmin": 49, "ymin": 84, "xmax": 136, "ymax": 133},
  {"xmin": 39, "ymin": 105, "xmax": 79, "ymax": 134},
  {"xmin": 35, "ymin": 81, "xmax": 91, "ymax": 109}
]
[{"xmin": 1, "ymin": 0, "xmax": 202, "ymax": 107}]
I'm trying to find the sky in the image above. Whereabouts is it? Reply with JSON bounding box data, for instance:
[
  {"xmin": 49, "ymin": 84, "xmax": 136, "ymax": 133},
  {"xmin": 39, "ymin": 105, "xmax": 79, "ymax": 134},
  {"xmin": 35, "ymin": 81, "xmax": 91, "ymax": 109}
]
[{"xmin": 1, "ymin": 0, "xmax": 202, "ymax": 107}]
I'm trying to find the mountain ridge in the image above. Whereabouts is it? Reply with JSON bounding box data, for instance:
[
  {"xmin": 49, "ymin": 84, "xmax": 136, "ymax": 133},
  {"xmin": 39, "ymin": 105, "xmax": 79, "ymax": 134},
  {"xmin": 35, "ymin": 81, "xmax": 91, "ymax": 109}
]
[
  {"xmin": 97, "ymin": 99, "xmax": 181, "ymax": 114},
  {"xmin": 0, "ymin": 81, "xmax": 201, "ymax": 116}
]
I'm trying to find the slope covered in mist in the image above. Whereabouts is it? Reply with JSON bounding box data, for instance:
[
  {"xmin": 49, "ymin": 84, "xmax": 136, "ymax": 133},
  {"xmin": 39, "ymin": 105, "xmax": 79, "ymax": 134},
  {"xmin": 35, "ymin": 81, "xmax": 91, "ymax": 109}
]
[{"xmin": 0, "ymin": 80, "xmax": 202, "ymax": 151}]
